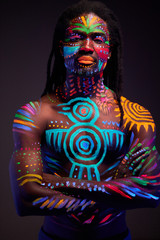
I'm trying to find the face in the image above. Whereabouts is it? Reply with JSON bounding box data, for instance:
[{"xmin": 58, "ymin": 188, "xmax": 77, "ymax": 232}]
[{"xmin": 61, "ymin": 13, "xmax": 110, "ymax": 76}]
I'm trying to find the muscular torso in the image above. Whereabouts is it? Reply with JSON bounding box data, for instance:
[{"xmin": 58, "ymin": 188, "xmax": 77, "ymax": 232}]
[
  {"xmin": 11, "ymin": 88, "xmax": 159, "ymax": 239},
  {"xmin": 40, "ymin": 94, "xmax": 130, "ymax": 238},
  {"xmin": 42, "ymin": 96, "xmax": 129, "ymax": 181}
]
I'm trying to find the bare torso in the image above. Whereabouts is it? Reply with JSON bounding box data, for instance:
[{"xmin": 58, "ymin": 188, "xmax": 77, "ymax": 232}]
[{"xmin": 40, "ymin": 93, "xmax": 129, "ymax": 239}]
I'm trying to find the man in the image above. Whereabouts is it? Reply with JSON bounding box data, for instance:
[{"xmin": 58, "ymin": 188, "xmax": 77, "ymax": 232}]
[{"xmin": 9, "ymin": 1, "xmax": 160, "ymax": 239}]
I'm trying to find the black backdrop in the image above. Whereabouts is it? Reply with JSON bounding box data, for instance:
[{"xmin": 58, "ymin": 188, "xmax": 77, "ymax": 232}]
[{"xmin": 1, "ymin": 0, "xmax": 160, "ymax": 239}]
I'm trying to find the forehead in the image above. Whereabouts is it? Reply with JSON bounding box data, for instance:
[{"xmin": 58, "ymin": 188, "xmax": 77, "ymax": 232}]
[{"xmin": 66, "ymin": 12, "xmax": 108, "ymax": 35}]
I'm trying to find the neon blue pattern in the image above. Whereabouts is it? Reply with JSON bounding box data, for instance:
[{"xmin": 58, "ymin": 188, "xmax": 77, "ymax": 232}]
[{"xmin": 45, "ymin": 98, "xmax": 124, "ymax": 181}]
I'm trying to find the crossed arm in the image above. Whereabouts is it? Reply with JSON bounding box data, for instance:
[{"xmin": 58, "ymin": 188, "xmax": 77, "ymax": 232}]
[
  {"xmin": 10, "ymin": 101, "xmax": 96, "ymax": 216},
  {"xmin": 9, "ymin": 101, "xmax": 160, "ymax": 217},
  {"xmin": 37, "ymin": 141, "xmax": 160, "ymax": 211}
]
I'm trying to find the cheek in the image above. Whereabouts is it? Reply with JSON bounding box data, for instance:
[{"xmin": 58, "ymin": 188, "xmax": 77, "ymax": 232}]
[
  {"xmin": 95, "ymin": 45, "xmax": 110, "ymax": 62},
  {"xmin": 63, "ymin": 46, "xmax": 80, "ymax": 59}
]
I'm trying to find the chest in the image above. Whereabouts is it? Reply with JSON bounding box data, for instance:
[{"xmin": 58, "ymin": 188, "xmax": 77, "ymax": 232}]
[{"xmin": 42, "ymin": 97, "xmax": 129, "ymax": 180}]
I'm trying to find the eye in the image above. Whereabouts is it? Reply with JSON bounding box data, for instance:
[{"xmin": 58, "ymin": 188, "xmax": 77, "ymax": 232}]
[
  {"xmin": 69, "ymin": 36, "xmax": 82, "ymax": 42},
  {"xmin": 94, "ymin": 38, "xmax": 103, "ymax": 43},
  {"xmin": 68, "ymin": 33, "xmax": 85, "ymax": 42},
  {"xmin": 93, "ymin": 35, "xmax": 106, "ymax": 44}
]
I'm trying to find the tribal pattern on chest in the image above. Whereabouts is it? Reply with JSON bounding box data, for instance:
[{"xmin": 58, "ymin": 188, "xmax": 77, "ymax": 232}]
[{"xmin": 45, "ymin": 97, "xmax": 124, "ymax": 181}]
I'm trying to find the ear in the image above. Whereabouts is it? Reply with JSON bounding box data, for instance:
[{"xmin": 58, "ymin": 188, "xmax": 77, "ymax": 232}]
[{"xmin": 59, "ymin": 40, "xmax": 64, "ymax": 56}]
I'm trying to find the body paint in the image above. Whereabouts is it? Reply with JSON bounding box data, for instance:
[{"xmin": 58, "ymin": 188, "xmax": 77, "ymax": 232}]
[
  {"xmin": 13, "ymin": 101, "xmax": 41, "ymax": 135},
  {"xmin": 45, "ymin": 97, "xmax": 125, "ymax": 181},
  {"xmin": 115, "ymin": 96, "xmax": 155, "ymax": 132}
]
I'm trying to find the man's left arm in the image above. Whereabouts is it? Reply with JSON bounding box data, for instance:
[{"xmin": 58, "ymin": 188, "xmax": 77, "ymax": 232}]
[
  {"xmin": 42, "ymin": 143, "xmax": 160, "ymax": 211},
  {"xmin": 40, "ymin": 102, "xmax": 160, "ymax": 211}
]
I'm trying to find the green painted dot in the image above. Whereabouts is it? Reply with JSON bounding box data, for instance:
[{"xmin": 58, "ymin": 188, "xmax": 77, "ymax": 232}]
[{"xmin": 18, "ymin": 170, "xmax": 21, "ymax": 172}]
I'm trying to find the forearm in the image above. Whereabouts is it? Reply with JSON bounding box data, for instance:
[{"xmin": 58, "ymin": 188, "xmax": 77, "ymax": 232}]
[
  {"xmin": 13, "ymin": 179, "xmax": 96, "ymax": 216},
  {"xmin": 42, "ymin": 173, "xmax": 160, "ymax": 211},
  {"xmin": 10, "ymin": 162, "xmax": 95, "ymax": 217}
]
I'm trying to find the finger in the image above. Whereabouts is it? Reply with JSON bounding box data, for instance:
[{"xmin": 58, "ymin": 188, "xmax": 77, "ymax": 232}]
[
  {"xmin": 81, "ymin": 200, "xmax": 95, "ymax": 211},
  {"xmin": 132, "ymin": 150, "xmax": 150, "ymax": 165},
  {"xmin": 67, "ymin": 199, "xmax": 81, "ymax": 212},
  {"xmin": 129, "ymin": 142, "xmax": 142, "ymax": 155},
  {"xmin": 131, "ymin": 147, "xmax": 150, "ymax": 159},
  {"xmin": 127, "ymin": 151, "xmax": 150, "ymax": 173},
  {"xmin": 65, "ymin": 199, "xmax": 76, "ymax": 210},
  {"xmin": 123, "ymin": 144, "xmax": 143, "ymax": 161},
  {"xmin": 72, "ymin": 199, "xmax": 87, "ymax": 211},
  {"xmin": 122, "ymin": 146, "xmax": 147, "ymax": 164},
  {"xmin": 132, "ymin": 155, "xmax": 150, "ymax": 175}
]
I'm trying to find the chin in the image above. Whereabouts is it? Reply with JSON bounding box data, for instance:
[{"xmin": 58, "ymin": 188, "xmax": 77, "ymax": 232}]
[{"xmin": 71, "ymin": 66, "xmax": 100, "ymax": 76}]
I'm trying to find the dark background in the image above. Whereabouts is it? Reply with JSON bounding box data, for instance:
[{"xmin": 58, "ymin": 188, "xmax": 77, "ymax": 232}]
[{"xmin": 1, "ymin": 0, "xmax": 160, "ymax": 239}]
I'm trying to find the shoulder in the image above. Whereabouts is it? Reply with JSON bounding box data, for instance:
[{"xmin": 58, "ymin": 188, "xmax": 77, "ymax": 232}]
[
  {"xmin": 13, "ymin": 95, "xmax": 59, "ymax": 136},
  {"xmin": 14, "ymin": 95, "xmax": 55, "ymax": 120},
  {"xmin": 119, "ymin": 96, "xmax": 155, "ymax": 133},
  {"xmin": 13, "ymin": 99, "xmax": 43, "ymax": 136},
  {"xmin": 14, "ymin": 99, "xmax": 42, "ymax": 120}
]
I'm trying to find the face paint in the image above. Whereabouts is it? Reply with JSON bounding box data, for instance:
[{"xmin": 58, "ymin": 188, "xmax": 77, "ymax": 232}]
[
  {"xmin": 62, "ymin": 13, "xmax": 110, "ymax": 76},
  {"xmin": 63, "ymin": 46, "xmax": 80, "ymax": 59}
]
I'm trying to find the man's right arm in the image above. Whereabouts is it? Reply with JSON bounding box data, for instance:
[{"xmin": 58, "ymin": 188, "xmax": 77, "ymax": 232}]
[{"xmin": 9, "ymin": 101, "xmax": 94, "ymax": 216}]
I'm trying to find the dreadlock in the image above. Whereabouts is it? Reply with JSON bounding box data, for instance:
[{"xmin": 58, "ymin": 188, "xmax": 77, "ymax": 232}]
[{"xmin": 42, "ymin": 0, "xmax": 124, "ymax": 126}]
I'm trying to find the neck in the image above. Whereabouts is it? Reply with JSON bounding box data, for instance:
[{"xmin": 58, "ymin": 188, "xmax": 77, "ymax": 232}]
[{"xmin": 56, "ymin": 71, "xmax": 108, "ymax": 101}]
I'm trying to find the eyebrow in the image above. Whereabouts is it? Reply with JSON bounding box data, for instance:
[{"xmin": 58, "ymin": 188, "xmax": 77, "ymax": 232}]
[{"xmin": 68, "ymin": 30, "xmax": 107, "ymax": 36}]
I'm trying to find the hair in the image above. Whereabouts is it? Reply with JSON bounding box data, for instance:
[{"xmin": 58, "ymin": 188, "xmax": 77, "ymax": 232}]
[{"xmin": 42, "ymin": 0, "xmax": 124, "ymax": 125}]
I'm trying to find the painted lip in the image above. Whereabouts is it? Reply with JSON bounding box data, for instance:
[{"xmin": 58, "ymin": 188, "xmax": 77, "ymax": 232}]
[{"xmin": 77, "ymin": 56, "xmax": 95, "ymax": 64}]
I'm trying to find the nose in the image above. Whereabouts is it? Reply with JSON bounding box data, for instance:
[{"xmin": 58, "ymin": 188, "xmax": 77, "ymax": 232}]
[{"xmin": 80, "ymin": 38, "xmax": 94, "ymax": 54}]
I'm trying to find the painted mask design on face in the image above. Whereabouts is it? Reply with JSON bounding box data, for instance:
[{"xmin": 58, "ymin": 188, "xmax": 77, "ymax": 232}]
[{"xmin": 61, "ymin": 13, "xmax": 110, "ymax": 76}]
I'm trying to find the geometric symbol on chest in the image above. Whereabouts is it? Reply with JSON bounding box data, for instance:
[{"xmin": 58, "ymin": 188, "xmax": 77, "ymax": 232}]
[
  {"xmin": 58, "ymin": 97, "xmax": 99, "ymax": 124},
  {"xmin": 45, "ymin": 97, "xmax": 125, "ymax": 181},
  {"xmin": 63, "ymin": 124, "xmax": 106, "ymax": 181}
]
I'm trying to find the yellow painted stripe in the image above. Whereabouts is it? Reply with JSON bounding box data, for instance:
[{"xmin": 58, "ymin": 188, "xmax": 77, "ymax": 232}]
[
  {"xmin": 89, "ymin": 16, "xmax": 97, "ymax": 27},
  {"xmin": 47, "ymin": 199, "xmax": 56, "ymax": 209},
  {"xmin": 40, "ymin": 199, "xmax": 50, "ymax": 208},
  {"xmin": 19, "ymin": 178, "xmax": 42, "ymax": 186},
  {"xmin": 33, "ymin": 197, "xmax": 43, "ymax": 204},
  {"xmin": 81, "ymin": 16, "xmax": 87, "ymax": 27},
  {"xmin": 17, "ymin": 174, "xmax": 42, "ymax": 181},
  {"xmin": 54, "ymin": 199, "xmax": 64, "ymax": 208}
]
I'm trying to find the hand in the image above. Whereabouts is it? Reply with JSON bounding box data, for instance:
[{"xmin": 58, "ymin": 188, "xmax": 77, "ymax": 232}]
[
  {"xmin": 40, "ymin": 172, "xmax": 98, "ymax": 222},
  {"xmin": 114, "ymin": 143, "xmax": 151, "ymax": 179},
  {"xmin": 67, "ymin": 199, "xmax": 99, "ymax": 225}
]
